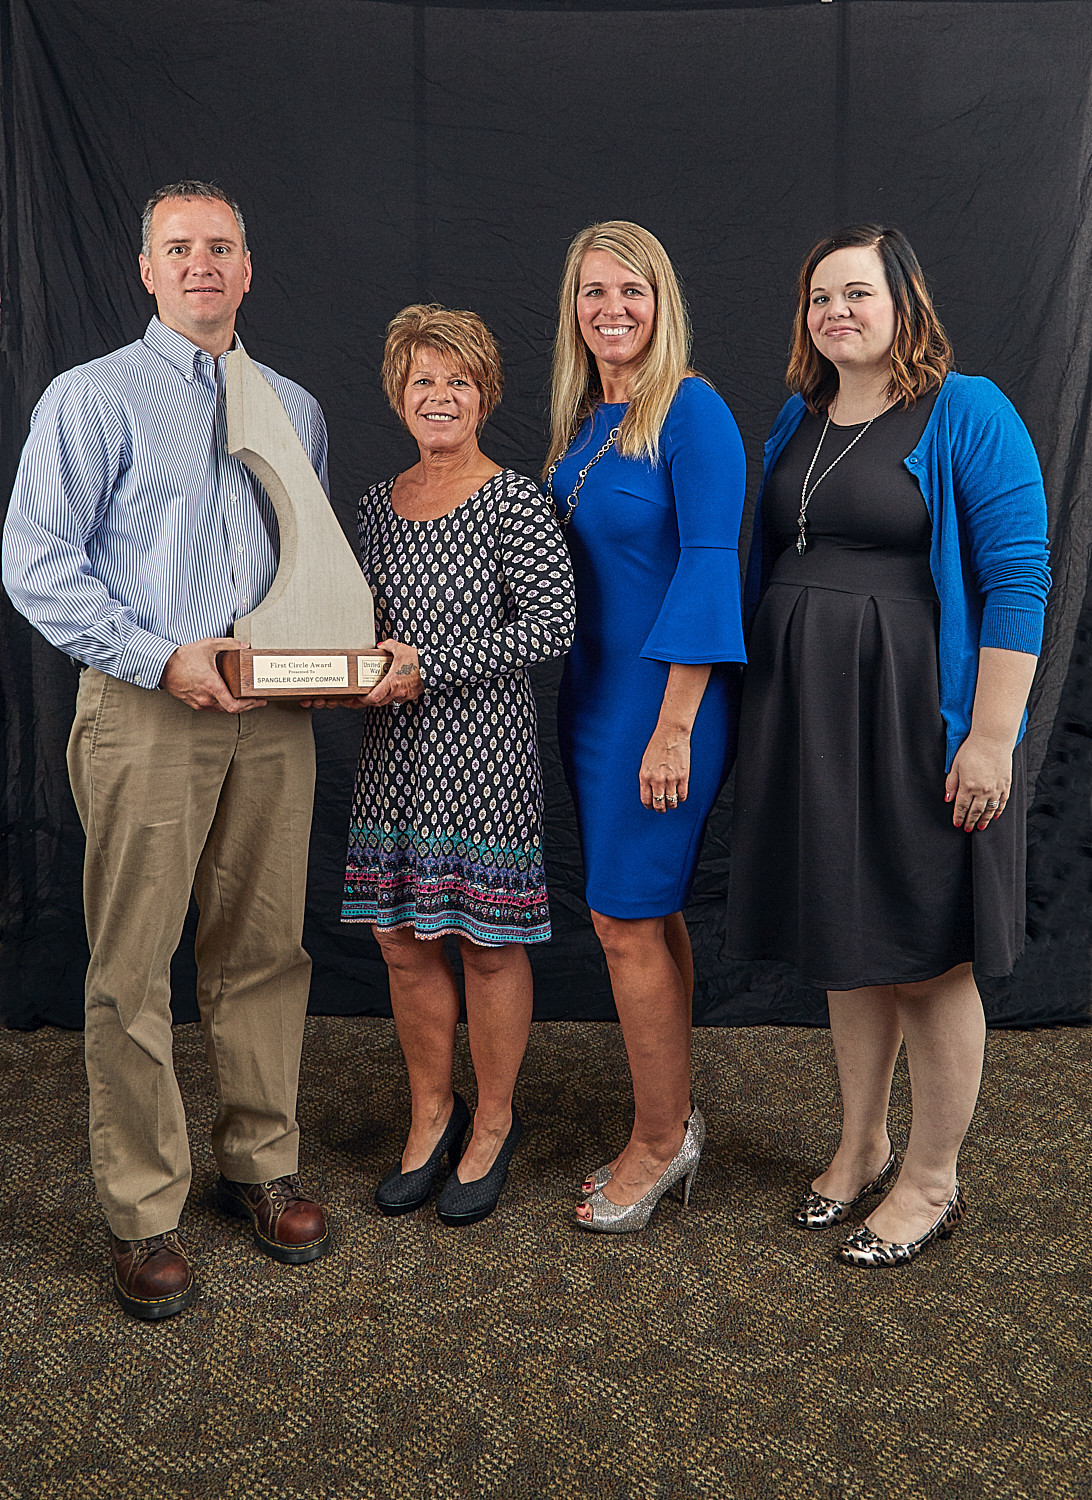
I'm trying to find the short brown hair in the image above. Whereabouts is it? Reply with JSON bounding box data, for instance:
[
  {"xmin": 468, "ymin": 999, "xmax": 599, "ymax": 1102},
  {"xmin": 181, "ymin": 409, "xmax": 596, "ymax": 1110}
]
[
  {"xmin": 381, "ymin": 304, "xmax": 504, "ymax": 432},
  {"xmin": 141, "ymin": 180, "xmax": 247, "ymax": 257},
  {"xmin": 786, "ymin": 224, "xmax": 953, "ymax": 413}
]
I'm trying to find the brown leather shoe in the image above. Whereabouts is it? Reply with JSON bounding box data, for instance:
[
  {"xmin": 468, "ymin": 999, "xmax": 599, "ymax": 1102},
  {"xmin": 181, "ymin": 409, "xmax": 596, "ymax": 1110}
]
[
  {"xmin": 218, "ymin": 1173, "xmax": 330, "ymax": 1264},
  {"xmin": 110, "ymin": 1230, "xmax": 195, "ymax": 1321}
]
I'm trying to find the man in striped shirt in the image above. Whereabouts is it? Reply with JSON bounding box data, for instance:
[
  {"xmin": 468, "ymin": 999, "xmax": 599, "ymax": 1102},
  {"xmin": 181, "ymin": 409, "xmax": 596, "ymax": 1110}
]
[{"xmin": 3, "ymin": 181, "xmax": 332, "ymax": 1320}]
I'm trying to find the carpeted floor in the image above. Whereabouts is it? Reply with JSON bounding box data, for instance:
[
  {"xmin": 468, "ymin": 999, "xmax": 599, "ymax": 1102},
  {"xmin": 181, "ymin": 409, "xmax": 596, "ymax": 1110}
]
[{"xmin": 1, "ymin": 1016, "xmax": 1089, "ymax": 1500}]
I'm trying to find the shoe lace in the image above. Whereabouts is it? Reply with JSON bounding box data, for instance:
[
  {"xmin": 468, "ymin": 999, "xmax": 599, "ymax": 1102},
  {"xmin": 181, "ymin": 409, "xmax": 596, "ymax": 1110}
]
[
  {"xmin": 262, "ymin": 1173, "xmax": 308, "ymax": 1207},
  {"xmin": 126, "ymin": 1231, "xmax": 182, "ymax": 1270}
]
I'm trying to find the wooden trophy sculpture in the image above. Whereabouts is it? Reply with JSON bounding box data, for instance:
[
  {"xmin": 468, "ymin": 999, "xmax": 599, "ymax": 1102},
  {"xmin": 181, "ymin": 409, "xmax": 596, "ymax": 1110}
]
[{"xmin": 216, "ymin": 348, "xmax": 390, "ymax": 698}]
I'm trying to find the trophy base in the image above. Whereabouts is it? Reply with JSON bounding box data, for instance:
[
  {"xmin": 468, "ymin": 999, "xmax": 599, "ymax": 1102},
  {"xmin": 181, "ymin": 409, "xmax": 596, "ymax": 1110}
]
[{"xmin": 217, "ymin": 647, "xmax": 391, "ymax": 699}]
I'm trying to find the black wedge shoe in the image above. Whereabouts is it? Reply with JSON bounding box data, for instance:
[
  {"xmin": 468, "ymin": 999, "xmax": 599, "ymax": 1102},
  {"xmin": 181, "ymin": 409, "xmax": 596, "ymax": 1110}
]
[
  {"xmin": 375, "ymin": 1093, "xmax": 471, "ymax": 1216},
  {"xmin": 436, "ymin": 1106, "xmax": 523, "ymax": 1227}
]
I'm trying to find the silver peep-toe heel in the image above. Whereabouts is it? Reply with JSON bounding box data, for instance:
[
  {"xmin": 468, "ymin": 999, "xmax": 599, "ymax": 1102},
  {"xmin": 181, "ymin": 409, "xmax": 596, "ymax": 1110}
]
[
  {"xmin": 580, "ymin": 1164, "xmax": 612, "ymax": 1196},
  {"xmin": 576, "ymin": 1106, "xmax": 705, "ymax": 1234}
]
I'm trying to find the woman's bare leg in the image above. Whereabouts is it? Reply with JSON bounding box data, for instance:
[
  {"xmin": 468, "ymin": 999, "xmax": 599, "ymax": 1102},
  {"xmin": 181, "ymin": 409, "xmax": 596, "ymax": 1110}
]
[
  {"xmin": 373, "ymin": 926, "xmax": 459, "ymax": 1171},
  {"xmin": 811, "ymin": 987, "xmax": 903, "ymax": 1200},
  {"xmin": 863, "ymin": 961, "xmax": 984, "ymax": 1243},
  {"xmin": 456, "ymin": 940, "xmax": 533, "ymax": 1182},
  {"xmin": 580, "ymin": 910, "xmax": 694, "ymax": 1193},
  {"xmin": 576, "ymin": 912, "xmax": 692, "ymax": 1216},
  {"xmin": 664, "ymin": 910, "xmax": 694, "ymax": 1006}
]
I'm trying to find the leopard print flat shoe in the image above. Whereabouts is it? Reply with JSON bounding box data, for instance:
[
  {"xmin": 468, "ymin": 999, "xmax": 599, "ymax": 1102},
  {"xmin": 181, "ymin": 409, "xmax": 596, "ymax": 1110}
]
[
  {"xmin": 792, "ymin": 1147, "xmax": 897, "ymax": 1230},
  {"xmin": 836, "ymin": 1183, "xmax": 966, "ymax": 1268}
]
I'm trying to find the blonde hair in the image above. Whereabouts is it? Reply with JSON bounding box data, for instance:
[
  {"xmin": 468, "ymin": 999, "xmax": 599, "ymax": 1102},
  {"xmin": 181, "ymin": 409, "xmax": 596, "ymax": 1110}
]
[
  {"xmin": 381, "ymin": 303, "xmax": 504, "ymax": 433},
  {"xmin": 787, "ymin": 224, "xmax": 953, "ymax": 413},
  {"xmin": 545, "ymin": 221, "xmax": 693, "ymax": 471}
]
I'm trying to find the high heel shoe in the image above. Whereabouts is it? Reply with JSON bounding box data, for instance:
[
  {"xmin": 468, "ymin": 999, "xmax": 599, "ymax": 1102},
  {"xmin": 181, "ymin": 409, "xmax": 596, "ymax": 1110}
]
[
  {"xmin": 836, "ymin": 1183, "xmax": 967, "ymax": 1267},
  {"xmin": 374, "ymin": 1093, "xmax": 470, "ymax": 1216},
  {"xmin": 580, "ymin": 1164, "xmax": 612, "ymax": 1196},
  {"xmin": 576, "ymin": 1106, "xmax": 705, "ymax": 1234},
  {"xmin": 793, "ymin": 1147, "xmax": 897, "ymax": 1230},
  {"xmin": 436, "ymin": 1106, "xmax": 523, "ymax": 1226}
]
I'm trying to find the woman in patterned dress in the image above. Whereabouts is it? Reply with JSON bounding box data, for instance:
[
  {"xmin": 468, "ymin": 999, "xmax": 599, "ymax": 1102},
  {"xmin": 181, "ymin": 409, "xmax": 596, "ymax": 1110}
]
[{"xmin": 341, "ymin": 305, "xmax": 575, "ymax": 1226}]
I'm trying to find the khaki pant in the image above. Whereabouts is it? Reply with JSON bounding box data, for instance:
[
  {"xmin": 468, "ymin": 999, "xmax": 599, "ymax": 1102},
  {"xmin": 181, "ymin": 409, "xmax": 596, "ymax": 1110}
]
[{"xmin": 67, "ymin": 669, "xmax": 316, "ymax": 1239}]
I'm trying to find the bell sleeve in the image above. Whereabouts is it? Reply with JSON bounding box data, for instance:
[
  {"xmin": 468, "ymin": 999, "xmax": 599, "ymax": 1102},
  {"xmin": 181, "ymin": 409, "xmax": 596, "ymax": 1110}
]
[{"xmin": 639, "ymin": 379, "xmax": 748, "ymax": 666}]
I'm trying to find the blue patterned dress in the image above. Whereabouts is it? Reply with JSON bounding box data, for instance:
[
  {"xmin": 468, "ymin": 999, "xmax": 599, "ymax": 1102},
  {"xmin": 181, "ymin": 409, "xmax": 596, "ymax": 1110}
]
[{"xmin": 341, "ymin": 470, "xmax": 575, "ymax": 945}]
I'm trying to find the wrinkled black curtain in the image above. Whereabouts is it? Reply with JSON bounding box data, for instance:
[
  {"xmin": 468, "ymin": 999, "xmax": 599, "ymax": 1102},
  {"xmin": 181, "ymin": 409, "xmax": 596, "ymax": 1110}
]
[{"xmin": 2, "ymin": 0, "xmax": 1091, "ymax": 1030}]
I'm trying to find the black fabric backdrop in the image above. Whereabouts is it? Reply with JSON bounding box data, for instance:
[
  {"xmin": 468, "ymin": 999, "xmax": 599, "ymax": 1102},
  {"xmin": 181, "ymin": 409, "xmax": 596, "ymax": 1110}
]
[{"xmin": 2, "ymin": 0, "xmax": 1091, "ymax": 1031}]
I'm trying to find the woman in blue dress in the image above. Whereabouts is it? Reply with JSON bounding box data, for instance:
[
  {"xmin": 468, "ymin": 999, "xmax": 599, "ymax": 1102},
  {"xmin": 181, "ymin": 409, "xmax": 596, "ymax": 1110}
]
[{"xmin": 544, "ymin": 221, "xmax": 747, "ymax": 1232}]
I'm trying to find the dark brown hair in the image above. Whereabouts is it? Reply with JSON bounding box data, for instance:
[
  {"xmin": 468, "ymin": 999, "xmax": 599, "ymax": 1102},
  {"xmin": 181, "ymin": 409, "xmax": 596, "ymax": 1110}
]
[{"xmin": 786, "ymin": 224, "xmax": 953, "ymax": 413}]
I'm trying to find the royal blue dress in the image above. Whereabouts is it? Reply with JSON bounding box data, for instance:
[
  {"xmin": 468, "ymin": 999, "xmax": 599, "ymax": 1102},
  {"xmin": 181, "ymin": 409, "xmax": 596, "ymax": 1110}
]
[{"xmin": 553, "ymin": 376, "xmax": 747, "ymax": 918}]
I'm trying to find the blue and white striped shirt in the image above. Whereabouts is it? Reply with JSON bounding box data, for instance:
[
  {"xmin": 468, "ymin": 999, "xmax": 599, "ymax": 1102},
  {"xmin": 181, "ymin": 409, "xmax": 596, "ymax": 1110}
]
[{"xmin": 2, "ymin": 317, "xmax": 329, "ymax": 688}]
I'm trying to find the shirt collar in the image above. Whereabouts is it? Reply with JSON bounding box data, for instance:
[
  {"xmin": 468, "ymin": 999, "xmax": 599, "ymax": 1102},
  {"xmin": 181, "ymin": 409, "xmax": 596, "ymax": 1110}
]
[{"xmin": 142, "ymin": 316, "xmax": 242, "ymax": 382}]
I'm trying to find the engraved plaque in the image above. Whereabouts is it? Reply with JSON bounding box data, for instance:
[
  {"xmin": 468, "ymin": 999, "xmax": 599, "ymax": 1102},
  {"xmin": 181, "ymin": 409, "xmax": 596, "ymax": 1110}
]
[
  {"xmin": 218, "ymin": 647, "xmax": 389, "ymax": 699},
  {"xmin": 252, "ymin": 655, "xmax": 349, "ymax": 690},
  {"xmin": 357, "ymin": 656, "xmax": 389, "ymax": 690}
]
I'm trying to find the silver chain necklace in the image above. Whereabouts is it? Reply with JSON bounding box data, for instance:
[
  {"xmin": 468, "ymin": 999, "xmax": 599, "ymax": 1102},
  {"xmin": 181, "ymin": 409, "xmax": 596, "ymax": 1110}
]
[
  {"xmin": 796, "ymin": 404, "xmax": 886, "ymax": 555},
  {"xmin": 544, "ymin": 423, "xmax": 622, "ymax": 528}
]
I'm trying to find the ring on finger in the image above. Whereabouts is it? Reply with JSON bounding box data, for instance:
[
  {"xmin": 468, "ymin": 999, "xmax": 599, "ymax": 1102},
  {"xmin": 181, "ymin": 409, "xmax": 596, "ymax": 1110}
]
[
  {"xmin": 653, "ymin": 794, "xmax": 665, "ymax": 804},
  {"xmin": 666, "ymin": 794, "xmax": 678, "ymax": 806}
]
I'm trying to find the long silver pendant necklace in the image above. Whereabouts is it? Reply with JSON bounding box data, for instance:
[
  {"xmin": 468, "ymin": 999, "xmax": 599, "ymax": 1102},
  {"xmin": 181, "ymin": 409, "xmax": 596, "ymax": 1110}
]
[
  {"xmin": 796, "ymin": 404, "xmax": 886, "ymax": 554},
  {"xmin": 544, "ymin": 423, "xmax": 622, "ymax": 528}
]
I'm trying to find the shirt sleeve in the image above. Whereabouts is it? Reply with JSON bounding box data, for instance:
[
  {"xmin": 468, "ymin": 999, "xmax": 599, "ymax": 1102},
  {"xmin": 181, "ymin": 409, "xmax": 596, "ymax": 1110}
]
[
  {"xmin": 953, "ymin": 400, "xmax": 1051, "ymax": 655},
  {"xmin": 1, "ymin": 375, "xmax": 181, "ymax": 688},
  {"xmin": 640, "ymin": 379, "xmax": 748, "ymax": 665},
  {"xmin": 418, "ymin": 475, "xmax": 576, "ymax": 690},
  {"xmin": 304, "ymin": 399, "xmax": 330, "ymax": 498}
]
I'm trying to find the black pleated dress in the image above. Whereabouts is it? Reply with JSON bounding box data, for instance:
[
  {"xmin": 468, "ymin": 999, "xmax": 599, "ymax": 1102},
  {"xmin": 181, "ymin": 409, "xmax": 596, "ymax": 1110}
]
[{"xmin": 725, "ymin": 395, "xmax": 1027, "ymax": 990}]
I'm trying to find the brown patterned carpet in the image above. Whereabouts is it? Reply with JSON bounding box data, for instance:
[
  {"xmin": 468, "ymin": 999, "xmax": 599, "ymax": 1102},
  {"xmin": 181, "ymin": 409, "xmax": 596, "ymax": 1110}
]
[{"xmin": 1, "ymin": 1016, "xmax": 1089, "ymax": 1500}]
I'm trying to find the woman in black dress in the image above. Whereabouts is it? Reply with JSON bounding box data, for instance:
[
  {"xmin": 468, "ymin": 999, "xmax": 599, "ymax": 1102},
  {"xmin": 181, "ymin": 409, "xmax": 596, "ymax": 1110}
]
[{"xmin": 726, "ymin": 226, "xmax": 1050, "ymax": 1267}]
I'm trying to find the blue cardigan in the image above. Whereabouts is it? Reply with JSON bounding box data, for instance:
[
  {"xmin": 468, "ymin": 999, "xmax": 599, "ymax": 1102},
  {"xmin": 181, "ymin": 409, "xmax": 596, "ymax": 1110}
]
[{"xmin": 743, "ymin": 372, "xmax": 1051, "ymax": 769}]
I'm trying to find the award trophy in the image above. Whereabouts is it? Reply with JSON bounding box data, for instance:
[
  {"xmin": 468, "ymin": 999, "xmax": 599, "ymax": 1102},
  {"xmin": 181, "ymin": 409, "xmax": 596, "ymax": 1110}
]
[{"xmin": 216, "ymin": 348, "xmax": 390, "ymax": 698}]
